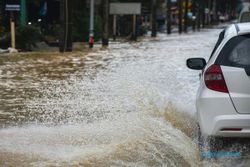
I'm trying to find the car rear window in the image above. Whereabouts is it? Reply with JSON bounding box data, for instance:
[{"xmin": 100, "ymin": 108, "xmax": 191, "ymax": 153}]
[{"xmin": 215, "ymin": 35, "xmax": 250, "ymax": 68}]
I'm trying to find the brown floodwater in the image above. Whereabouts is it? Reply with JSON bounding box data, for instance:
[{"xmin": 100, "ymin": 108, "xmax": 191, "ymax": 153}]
[
  {"xmin": 0, "ymin": 31, "xmax": 249, "ymax": 166},
  {"xmin": 0, "ymin": 51, "xmax": 106, "ymax": 126}
]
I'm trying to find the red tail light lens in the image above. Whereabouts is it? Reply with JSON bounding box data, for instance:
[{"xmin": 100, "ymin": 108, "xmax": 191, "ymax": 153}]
[{"xmin": 204, "ymin": 65, "xmax": 229, "ymax": 93}]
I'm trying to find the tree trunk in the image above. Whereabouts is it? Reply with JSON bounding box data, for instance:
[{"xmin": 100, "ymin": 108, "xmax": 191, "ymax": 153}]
[
  {"xmin": 212, "ymin": 0, "xmax": 217, "ymax": 23},
  {"xmin": 151, "ymin": 0, "xmax": 157, "ymax": 37},
  {"xmin": 192, "ymin": 0, "xmax": 197, "ymax": 31},
  {"xmin": 178, "ymin": 0, "xmax": 183, "ymax": 34},
  {"xmin": 59, "ymin": 0, "xmax": 73, "ymax": 52},
  {"xmin": 197, "ymin": 0, "xmax": 201, "ymax": 30},
  {"xmin": 0, "ymin": 0, "xmax": 3, "ymax": 25},
  {"xmin": 167, "ymin": 0, "xmax": 172, "ymax": 34},
  {"xmin": 201, "ymin": 0, "xmax": 205, "ymax": 28},
  {"xmin": 184, "ymin": 0, "xmax": 188, "ymax": 33},
  {"xmin": 102, "ymin": 0, "xmax": 109, "ymax": 46}
]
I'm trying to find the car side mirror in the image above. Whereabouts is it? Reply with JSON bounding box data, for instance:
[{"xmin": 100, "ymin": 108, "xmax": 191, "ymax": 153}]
[{"xmin": 186, "ymin": 58, "xmax": 206, "ymax": 70}]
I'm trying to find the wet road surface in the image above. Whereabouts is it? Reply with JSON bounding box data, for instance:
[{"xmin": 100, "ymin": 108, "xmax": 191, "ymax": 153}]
[{"xmin": 0, "ymin": 30, "xmax": 249, "ymax": 166}]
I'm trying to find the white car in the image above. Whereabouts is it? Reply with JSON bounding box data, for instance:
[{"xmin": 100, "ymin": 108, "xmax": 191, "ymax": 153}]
[{"xmin": 187, "ymin": 23, "xmax": 250, "ymax": 148}]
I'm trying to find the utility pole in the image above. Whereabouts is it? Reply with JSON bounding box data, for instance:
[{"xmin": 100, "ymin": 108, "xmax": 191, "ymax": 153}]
[
  {"xmin": 178, "ymin": 0, "xmax": 183, "ymax": 34},
  {"xmin": 151, "ymin": 0, "xmax": 157, "ymax": 37},
  {"xmin": 10, "ymin": 12, "xmax": 15, "ymax": 49},
  {"xmin": 20, "ymin": 0, "xmax": 27, "ymax": 25},
  {"xmin": 89, "ymin": 0, "xmax": 95, "ymax": 48},
  {"xmin": 131, "ymin": 14, "xmax": 137, "ymax": 40},
  {"xmin": 167, "ymin": 0, "xmax": 172, "ymax": 34},
  {"xmin": 59, "ymin": 0, "xmax": 73, "ymax": 52},
  {"xmin": 102, "ymin": 0, "xmax": 109, "ymax": 46},
  {"xmin": 113, "ymin": 15, "xmax": 117, "ymax": 41},
  {"xmin": 184, "ymin": 0, "xmax": 188, "ymax": 33},
  {"xmin": 6, "ymin": 3, "xmax": 20, "ymax": 49}
]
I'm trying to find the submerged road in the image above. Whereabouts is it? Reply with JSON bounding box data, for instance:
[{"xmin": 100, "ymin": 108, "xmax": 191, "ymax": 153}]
[{"xmin": 0, "ymin": 29, "xmax": 249, "ymax": 166}]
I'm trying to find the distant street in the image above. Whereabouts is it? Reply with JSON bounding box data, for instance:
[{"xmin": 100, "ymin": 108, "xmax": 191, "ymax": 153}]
[{"xmin": 0, "ymin": 29, "xmax": 249, "ymax": 166}]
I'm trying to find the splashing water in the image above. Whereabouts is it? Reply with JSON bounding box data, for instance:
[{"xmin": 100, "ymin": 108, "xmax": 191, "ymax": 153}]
[{"xmin": 0, "ymin": 30, "xmax": 237, "ymax": 166}]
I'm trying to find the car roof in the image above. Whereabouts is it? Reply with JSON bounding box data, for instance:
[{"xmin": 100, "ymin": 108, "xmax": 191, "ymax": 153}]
[
  {"xmin": 207, "ymin": 23, "xmax": 250, "ymax": 65},
  {"xmin": 227, "ymin": 23, "xmax": 250, "ymax": 36}
]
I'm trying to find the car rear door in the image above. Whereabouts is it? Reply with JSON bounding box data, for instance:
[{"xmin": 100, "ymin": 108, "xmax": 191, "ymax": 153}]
[{"xmin": 216, "ymin": 34, "xmax": 250, "ymax": 114}]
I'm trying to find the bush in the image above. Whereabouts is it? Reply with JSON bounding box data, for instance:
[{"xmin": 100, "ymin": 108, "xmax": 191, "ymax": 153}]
[
  {"xmin": 94, "ymin": 16, "xmax": 102, "ymax": 42},
  {"xmin": 43, "ymin": 24, "xmax": 62, "ymax": 39},
  {"xmin": 16, "ymin": 25, "xmax": 42, "ymax": 50},
  {"xmin": 0, "ymin": 32, "xmax": 10, "ymax": 49},
  {"xmin": 0, "ymin": 26, "xmax": 4, "ymax": 35}
]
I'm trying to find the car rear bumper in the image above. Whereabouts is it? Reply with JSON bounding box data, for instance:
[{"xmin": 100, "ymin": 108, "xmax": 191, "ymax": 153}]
[
  {"xmin": 211, "ymin": 115, "xmax": 250, "ymax": 137},
  {"xmin": 197, "ymin": 87, "xmax": 250, "ymax": 137},
  {"xmin": 199, "ymin": 111, "xmax": 250, "ymax": 137}
]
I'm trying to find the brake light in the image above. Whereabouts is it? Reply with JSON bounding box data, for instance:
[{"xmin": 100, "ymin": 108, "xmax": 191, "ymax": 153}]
[{"xmin": 204, "ymin": 65, "xmax": 229, "ymax": 93}]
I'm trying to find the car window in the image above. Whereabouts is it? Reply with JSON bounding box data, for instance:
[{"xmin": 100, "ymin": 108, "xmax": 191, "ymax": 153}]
[
  {"xmin": 229, "ymin": 38, "xmax": 250, "ymax": 65},
  {"xmin": 209, "ymin": 30, "xmax": 225, "ymax": 59},
  {"xmin": 215, "ymin": 35, "xmax": 250, "ymax": 68}
]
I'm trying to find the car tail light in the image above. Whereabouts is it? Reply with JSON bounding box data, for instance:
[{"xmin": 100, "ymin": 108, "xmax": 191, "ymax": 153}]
[{"xmin": 204, "ymin": 65, "xmax": 229, "ymax": 93}]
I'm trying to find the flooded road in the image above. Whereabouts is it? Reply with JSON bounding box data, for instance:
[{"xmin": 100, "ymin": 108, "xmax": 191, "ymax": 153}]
[{"xmin": 0, "ymin": 30, "xmax": 249, "ymax": 166}]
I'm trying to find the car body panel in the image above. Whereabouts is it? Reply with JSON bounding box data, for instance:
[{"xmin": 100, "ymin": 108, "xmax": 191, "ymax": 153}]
[
  {"xmin": 197, "ymin": 80, "xmax": 250, "ymax": 137},
  {"xmin": 222, "ymin": 66, "xmax": 250, "ymax": 114},
  {"xmin": 196, "ymin": 82, "xmax": 238, "ymax": 136},
  {"xmin": 195, "ymin": 23, "xmax": 250, "ymax": 137}
]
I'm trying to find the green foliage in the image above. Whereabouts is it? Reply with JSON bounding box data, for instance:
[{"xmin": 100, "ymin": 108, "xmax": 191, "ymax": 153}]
[
  {"xmin": 94, "ymin": 15, "xmax": 102, "ymax": 42},
  {"xmin": 27, "ymin": 0, "xmax": 41, "ymax": 6},
  {"xmin": 16, "ymin": 25, "xmax": 42, "ymax": 50},
  {"xmin": 72, "ymin": 10, "xmax": 102, "ymax": 42},
  {"xmin": 44, "ymin": 24, "xmax": 62, "ymax": 38},
  {"xmin": 72, "ymin": 10, "xmax": 88, "ymax": 42},
  {"xmin": 0, "ymin": 26, "xmax": 4, "ymax": 35},
  {"xmin": 0, "ymin": 0, "xmax": 4, "ymax": 29}
]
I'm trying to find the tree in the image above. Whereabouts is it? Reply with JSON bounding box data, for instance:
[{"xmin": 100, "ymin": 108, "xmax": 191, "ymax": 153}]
[
  {"xmin": 184, "ymin": 0, "xmax": 188, "ymax": 32},
  {"xmin": 151, "ymin": 0, "xmax": 157, "ymax": 37},
  {"xmin": 102, "ymin": 0, "xmax": 109, "ymax": 46},
  {"xmin": 167, "ymin": 0, "xmax": 172, "ymax": 34},
  {"xmin": 0, "ymin": 0, "xmax": 3, "ymax": 26},
  {"xmin": 192, "ymin": 0, "xmax": 197, "ymax": 31},
  {"xmin": 178, "ymin": 0, "xmax": 183, "ymax": 33},
  {"xmin": 0, "ymin": 1, "xmax": 3, "ymax": 14}
]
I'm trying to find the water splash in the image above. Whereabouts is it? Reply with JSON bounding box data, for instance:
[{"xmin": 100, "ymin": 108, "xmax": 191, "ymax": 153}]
[
  {"xmin": 0, "ymin": 111, "xmax": 200, "ymax": 166},
  {"xmin": 0, "ymin": 30, "xmax": 227, "ymax": 166}
]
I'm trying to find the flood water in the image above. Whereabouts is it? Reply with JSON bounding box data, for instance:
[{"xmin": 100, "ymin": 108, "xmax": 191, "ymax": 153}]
[{"xmin": 0, "ymin": 30, "xmax": 249, "ymax": 166}]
